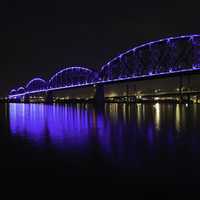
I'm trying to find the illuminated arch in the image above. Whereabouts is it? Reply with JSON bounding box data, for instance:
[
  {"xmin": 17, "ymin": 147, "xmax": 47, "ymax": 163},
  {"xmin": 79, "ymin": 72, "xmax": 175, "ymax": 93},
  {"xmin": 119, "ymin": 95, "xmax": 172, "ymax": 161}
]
[
  {"xmin": 26, "ymin": 77, "xmax": 47, "ymax": 92},
  {"xmin": 48, "ymin": 66, "xmax": 99, "ymax": 89},
  {"xmin": 9, "ymin": 89, "xmax": 17, "ymax": 95},
  {"xmin": 16, "ymin": 87, "xmax": 25, "ymax": 94},
  {"xmin": 100, "ymin": 34, "xmax": 200, "ymax": 80}
]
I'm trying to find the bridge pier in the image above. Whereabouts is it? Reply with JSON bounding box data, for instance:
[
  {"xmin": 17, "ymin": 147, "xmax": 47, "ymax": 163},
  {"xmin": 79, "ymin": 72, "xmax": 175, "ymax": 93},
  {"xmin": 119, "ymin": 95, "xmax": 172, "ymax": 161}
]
[
  {"xmin": 187, "ymin": 75, "xmax": 192, "ymax": 104},
  {"xmin": 24, "ymin": 94, "xmax": 30, "ymax": 103},
  {"xmin": 45, "ymin": 91, "xmax": 54, "ymax": 103},
  {"xmin": 187, "ymin": 74, "xmax": 191, "ymax": 91},
  {"xmin": 126, "ymin": 84, "xmax": 129, "ymax": 103},
  {"xmin": 179, "ymin": 75, "xmax": 184, "ymax": 103},
  {"xmin": 9, "ymin": 97, "xmax": 21, "ymax": 103},
  {"xmin": 187, "ymin": 94, "xmax": 191, "ymax": 104},
  {"xmin": 94, "ymin": 84, "xmax": 104, "ymax": 106}
]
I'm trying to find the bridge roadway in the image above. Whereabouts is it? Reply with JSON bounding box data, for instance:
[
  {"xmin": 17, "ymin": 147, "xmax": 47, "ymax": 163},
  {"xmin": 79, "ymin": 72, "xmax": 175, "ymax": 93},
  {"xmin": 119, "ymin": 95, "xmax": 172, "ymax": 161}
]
[
  {"xmin": 8, "ymin": 67, "xmax": 200, "ymax": 99},
  {"xmin": 8, "ymin": 89, "xmax": 200, "ymax": 105},
  {"xmin": 8, "ymin": 34, "xmax": 200, "ymax": 103}
]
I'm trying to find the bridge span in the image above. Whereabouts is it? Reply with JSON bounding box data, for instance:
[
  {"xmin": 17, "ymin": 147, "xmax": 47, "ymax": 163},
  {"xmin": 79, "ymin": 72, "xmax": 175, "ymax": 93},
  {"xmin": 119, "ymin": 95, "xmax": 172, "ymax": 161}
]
[{"xmin": 8, "ymin": 34, "xmax": 200, "ymax": 104}]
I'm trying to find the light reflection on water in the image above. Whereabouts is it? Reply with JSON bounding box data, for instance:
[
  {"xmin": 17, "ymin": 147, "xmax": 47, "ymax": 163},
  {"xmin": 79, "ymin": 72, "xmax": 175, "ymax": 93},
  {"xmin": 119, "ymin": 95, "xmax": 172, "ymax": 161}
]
[
  {"xmin": 153, "ymin": 103, "xmax": 160, "ymax": 131},
  {"xmin": 9, "ymin": 103, "xmax": 96, "ymax": 149},
  {"xmin": 8, "ymin": 103, "xmax": 200, "ymax": 171}
]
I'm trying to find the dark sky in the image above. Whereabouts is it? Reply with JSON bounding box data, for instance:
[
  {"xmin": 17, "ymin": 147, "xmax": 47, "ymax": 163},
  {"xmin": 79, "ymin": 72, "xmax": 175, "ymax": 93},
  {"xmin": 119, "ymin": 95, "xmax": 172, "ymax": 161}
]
[{"xmin": 0, "ymin": 0, "xmax": 200, "ymax": 96}]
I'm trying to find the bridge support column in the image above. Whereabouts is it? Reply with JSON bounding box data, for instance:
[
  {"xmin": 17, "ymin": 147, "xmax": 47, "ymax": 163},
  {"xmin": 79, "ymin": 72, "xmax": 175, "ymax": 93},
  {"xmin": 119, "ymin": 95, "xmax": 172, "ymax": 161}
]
[
  {"xmin": 197, "ymin": 96, "xmax": 200, "ymax": 104},
  {"xmin": 94, "ymin": 84, "xmax": 104, "ymax": 106},
  {"xmin": 45, "ymin": 91, "xmax": 53, "ymax": 104},
  {"xmin": 9, "ymin": 97, "xmax": 21, "ymax": 103},
  {"xmin": 130, "ymin": 95, "xmax": 137, "ymax": 103},
  {"xmin": 187, "ymin": 74, "xmax": 191, "ymax": 91},
  {"xmin": 126, "ymin": 84, "xmax": 133, "ymax": 103},
  {"xmin": 187, "ymin": 94, "xmax": 191, "ymax": 104},
  {"xmin": 126, "ymin": 84, "xmax": 129, "ymax": 103},
  {"xmin": 187, "ymin": 75, "xmax": 192, "ymax": 104},
  {"xmin": 179, "ymin": 75, "xmax": 183, "ymax": 103},
  {"xmin": 24, "ymin": 94, "xmax": 30, "ymax": 103}
]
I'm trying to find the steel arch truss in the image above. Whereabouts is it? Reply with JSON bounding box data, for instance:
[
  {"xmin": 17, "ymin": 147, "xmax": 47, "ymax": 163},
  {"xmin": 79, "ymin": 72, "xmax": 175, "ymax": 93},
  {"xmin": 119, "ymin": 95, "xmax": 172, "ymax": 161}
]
[
  {"xmin": 48, "ymin": 67, "xmax": 99, "ymax": 89},
  {"xmin": 9, "ymin": 89, "xmax": 17, "ymax": 95},
  {"xmin": 26, "ymin": 78, "xmax": 47, "ymax": 92},
  {"xmin": 16, "ymin": 87, "xmax": 25, "ymax": 94},
  {"xmin": 100, "ymin": 34, "xmax": 200, "ymax": 81}
]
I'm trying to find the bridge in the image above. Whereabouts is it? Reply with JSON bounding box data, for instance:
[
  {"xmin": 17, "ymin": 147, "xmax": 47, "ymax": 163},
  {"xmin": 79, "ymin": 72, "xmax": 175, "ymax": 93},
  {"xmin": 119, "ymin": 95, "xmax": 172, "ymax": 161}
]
[{"xmin": 8, "ymin": 34, "xmax": 200, "ymax": 104}]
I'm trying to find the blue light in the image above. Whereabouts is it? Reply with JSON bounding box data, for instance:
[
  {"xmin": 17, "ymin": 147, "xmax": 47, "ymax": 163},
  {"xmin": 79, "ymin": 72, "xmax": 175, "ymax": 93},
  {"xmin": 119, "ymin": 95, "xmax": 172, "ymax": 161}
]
[
  {"xmin": 9, "ymin": 89, "xmax": 17, "ymax": 94},
  {"xmin": 26, "ymin": 78, "xmax": 46, "ymax": 89},
  {"xmin": 100, "ymin": 34, "xmax": 200, "ymax": 74},
  {"xmin": 8, "ymin": 34, "xmax": 200, "ymax": 99},
  {"xmin": 149, "ymin": 72, "xmax": 153, "ymax": 75},
  {"xmin": 9, "ymin": 67, "xmax": 200, "ymax": 99},
  {"xmin": 49, "ymin": 66, "xmax": 94, "ymax": 83},
  {"xmin": 17, "ymin": 87, "xmax": 25, "ymax": 91}
]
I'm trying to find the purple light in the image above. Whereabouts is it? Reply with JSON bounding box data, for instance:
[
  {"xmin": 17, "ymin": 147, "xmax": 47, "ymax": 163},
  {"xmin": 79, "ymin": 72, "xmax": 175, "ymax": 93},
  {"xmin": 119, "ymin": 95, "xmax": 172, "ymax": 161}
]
[
  {"xmin": 8, "ymin": 34, "xmax": 200, "ymax": 99},
  {"xmin": 17, "ymin": 86, "xmax": 25, "ymax": 91},
  {"xmin": 49, "ymin": 66, "xmax": 94, "ymax": 84},
  {"xmin": 192, "ymin": 64, "xmax": 200, "ymax": 69},
  {"xmin": 9, "ymin": 89, "xmax": 17, "ymax": 94},
  {"xmin": 26, "ymin": 77, "xmax": 46, "ymax": 89},
  {"xmin": 8, "ymin": 66, "xmax": 200, "ymax": 99},
  {"xmin": 119, "ymin": 54, "xmax": 123, "ymax": 59},
  {"xmin": 9, "ymin": 103, "xmax": 93, "ymax": 149},
  {"xmin": 149, "ymin": 72, "xmax": 153, "ymax": 75},
  {"xmin": 100, "ymin": 34, "xmax": 200, "ymax": 73}
]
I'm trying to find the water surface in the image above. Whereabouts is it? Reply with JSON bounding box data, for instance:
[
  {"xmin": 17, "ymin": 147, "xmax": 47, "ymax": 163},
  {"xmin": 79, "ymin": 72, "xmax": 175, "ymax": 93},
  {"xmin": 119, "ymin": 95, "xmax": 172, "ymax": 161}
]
[{"xmin": 1, "ymin": 103, "xmax": 200, "ymax": 183}]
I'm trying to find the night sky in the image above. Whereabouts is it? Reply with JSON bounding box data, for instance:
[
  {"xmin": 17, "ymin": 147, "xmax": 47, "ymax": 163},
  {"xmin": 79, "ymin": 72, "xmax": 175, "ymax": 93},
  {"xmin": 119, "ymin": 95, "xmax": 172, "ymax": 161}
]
[{"xmin": 0, "ymin": 0, "xmax": 199, "ymax": 96}]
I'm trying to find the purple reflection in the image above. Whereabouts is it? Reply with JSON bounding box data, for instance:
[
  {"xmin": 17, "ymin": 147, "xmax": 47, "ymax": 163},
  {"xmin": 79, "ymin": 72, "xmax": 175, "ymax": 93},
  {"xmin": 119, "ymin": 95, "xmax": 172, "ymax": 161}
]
[
  {"xmin": 7, "ymin": 103, "xmax": 200, "ymax": 177},
  {"xmin": 9, "ymin": 103, "xmax": 95, "ymax": 150},
  {"xmin": 46, "ymin": 104, "xmax": 92, "ymax": 149},
  {"xmin": 147, "ymin": 125, "xmax": 154, "ymax": 145},
  {"xmin": 93, "ymin": 109, "xmax": 112, "ymax": 156},
  {"xmin": 9, "ymin": 103, "xmax": 26, "ymax": 135},
  {"xmin": 9, "ymin": 103, "xmax": 46, "ymax": 143},
  {"xmin": 8, "ymin": 102, "xmax": 187, "ymax": 173}
]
